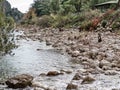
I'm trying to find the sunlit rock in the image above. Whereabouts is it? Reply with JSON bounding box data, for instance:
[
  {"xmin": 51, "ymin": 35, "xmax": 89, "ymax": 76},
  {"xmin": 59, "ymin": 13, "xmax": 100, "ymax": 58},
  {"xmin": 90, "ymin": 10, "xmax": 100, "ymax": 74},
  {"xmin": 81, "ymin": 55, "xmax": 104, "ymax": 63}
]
[
  {"xmin": 81, "ymin": 76, "xmax": 95, "ymax": 84},
  {"xmin": 5, "ymin": 74, "xmax": 33, "ymax": 89}
]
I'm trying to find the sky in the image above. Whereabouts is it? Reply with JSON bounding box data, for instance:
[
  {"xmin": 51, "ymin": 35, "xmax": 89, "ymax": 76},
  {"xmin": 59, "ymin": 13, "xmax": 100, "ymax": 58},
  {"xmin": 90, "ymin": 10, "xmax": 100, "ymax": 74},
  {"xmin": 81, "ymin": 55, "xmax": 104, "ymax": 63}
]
[{"xmin": 7, "ymin": 0, "xmax": 34, "ymax": 13}]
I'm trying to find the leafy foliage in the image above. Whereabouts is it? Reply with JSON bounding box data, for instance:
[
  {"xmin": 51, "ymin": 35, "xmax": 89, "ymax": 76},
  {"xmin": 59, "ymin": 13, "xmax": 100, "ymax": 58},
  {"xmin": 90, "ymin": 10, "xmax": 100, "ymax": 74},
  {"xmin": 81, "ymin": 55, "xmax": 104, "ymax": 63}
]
[
  {"xmin": 0, "ymin": 0, "xmax": 15, "ymax": 53},
  {"xmin": 23, "ymin": 0, "xmax": 118, "ymax": 29},
  {"xmin": 50, "ymin": 0, "xmax": 60, "ymax": 14},
  {"xmin": 36, "ymin": 15, "xmax": 53, "ymax": 28},
  {"xmin": 32, "ymin": 0, "xmax": 50, "ymax": 16}
]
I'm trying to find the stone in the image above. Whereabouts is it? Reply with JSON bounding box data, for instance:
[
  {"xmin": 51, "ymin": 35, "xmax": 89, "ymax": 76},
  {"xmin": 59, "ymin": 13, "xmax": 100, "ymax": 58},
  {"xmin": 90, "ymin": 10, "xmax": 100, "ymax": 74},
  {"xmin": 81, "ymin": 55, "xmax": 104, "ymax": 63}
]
[
  {"xmin": 79, "ymin": 48, "xmax": 85, "ymax": 53},
  {"xmin": 32, "ymin": 82, "xmax": 49, "ymax": 89},
  {"xmin": 0, "ymin": 81, "xmax": 5, "ymax": 85},
  {"xmin": 5, "ymin": 74, "xmax": 33, "ymax": 89},
  {"xmin": 72, "ymin": 73, "xmax": 82, "ymax": 80},
  {"xmin": 81, "ymin": 76, "xmax": 95, "ymax": 84},
  {"xmin": 104, "ymin": 70, "xmax": 118, "ymax": 75},
  {"xmin": 82, "ymin": 61, "xmax": 90, "ymax": 69},
  {"xmin": 71, "ymin": 50, "xmax": 80, "ymax": 57},
  {"xmin": 65, "ymin": 70, "xmax": 72, "ymax": 74},
  {"xmin": 46, "ymin": 71, "xmax": 60, "ymax": 76},
  {"xmin": 66, "ymin": 83, "xmax": 78, "ymax": 90},
  {"xmin": 99, "ymin": 60, "xmax": 111, "ymax": 69},
  {"xmin": 87, "ymin": 49, "xmax": 98, "ymax": 59},
  {"xmin": 102, "ymin": 66, "xmax": 111, "ymax": 70},
  {"xmin": 60, "ymin": 69, "xmax": 72, "ymax": 74},
  {"xmin": 39, "ymin": 73, "xmax": 46, "ymax": 76},
  {"xmin": 98, "ymin": 52, "xmax": 106, "ymax": 57},
  {"xmin": 36, "ymin": 49, "xmax": 42, "ymax": 51},
  {"xmin": 46, "ymin": 41, "xmax": 51, "ymax": 46},
  {"xmin": 97, "ymin": 55, "xmax": 103, "ymax": 61}
]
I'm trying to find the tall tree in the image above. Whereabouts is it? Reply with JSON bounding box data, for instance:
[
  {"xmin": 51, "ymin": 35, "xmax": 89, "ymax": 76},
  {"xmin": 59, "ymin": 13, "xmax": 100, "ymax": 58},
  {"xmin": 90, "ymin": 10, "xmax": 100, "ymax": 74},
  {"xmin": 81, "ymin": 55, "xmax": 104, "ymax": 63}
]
[{"xmin": 32, "ymin": 0, "xmax": 50, "ymax": 16}]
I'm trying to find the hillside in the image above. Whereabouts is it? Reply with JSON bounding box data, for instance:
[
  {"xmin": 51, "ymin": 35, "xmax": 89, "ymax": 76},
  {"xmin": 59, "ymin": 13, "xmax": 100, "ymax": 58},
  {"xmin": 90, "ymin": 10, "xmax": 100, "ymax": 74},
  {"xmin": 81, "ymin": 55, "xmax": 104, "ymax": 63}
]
[{"xmin": 1, "ymin": 0, "xmax": 23, "ymax": 22}]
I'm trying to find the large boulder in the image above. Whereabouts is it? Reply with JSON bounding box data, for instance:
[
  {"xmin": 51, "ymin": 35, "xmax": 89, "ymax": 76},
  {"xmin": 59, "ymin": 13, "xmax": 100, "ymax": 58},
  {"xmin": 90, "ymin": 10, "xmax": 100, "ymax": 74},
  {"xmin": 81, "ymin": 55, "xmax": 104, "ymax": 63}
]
[{"xmin": 5, "ymin": 74, "xmax": 33, "ymax": 89}]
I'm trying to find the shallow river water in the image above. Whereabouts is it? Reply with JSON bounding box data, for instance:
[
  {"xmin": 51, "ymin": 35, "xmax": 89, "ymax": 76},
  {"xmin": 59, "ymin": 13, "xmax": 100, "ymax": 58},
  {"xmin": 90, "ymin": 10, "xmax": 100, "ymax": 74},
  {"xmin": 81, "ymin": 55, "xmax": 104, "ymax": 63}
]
[
  {"xmin": 0, "ymin": 31, "xmax": 80, "ymax": 89},
  {"xmin": 0, "ymin": 36, "xmax": 77, "ymax": 79}
]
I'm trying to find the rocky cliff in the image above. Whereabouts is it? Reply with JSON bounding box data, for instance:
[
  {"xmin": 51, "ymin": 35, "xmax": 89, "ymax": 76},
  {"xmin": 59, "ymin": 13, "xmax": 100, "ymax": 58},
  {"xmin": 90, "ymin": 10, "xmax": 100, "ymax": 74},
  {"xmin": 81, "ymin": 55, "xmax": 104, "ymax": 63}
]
[{"xmin": 1, "ymin": 0, "xmax": 23, "ymax": 22}]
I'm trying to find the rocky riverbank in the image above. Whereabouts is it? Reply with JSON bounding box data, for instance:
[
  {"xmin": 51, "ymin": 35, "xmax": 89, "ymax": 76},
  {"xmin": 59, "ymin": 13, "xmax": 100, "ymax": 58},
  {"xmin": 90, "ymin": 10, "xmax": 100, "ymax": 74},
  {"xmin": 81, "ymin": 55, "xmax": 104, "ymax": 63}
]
[
  {"xmin": 22, "ymin": 26, "xmax": 120, "ymax": 73},
  {"xmin": 2, "ymin": 26, "xmax": 120, "ymax": 90}
]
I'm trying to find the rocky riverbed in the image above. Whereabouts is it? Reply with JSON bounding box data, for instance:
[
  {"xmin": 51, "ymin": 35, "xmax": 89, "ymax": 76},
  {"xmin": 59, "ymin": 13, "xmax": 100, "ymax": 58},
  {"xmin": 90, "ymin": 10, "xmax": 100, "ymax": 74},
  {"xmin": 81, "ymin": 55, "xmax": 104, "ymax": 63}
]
[
  {"xmin": 1, "ymin": 26, "xmax": 120, "ymax": 90},
  {"xmin": 21, "ymin": 26, "xmax": 120, "ymax": 90}
]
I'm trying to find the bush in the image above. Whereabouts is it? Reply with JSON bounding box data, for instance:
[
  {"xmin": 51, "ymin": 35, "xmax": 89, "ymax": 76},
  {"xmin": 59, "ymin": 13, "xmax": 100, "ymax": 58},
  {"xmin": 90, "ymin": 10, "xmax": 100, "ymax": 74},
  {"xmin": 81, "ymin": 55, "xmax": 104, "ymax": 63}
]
[
  {"xmin": 101, "ymin": 20, "xmax": 107, "ymax": 28},
  {"xmin": 36, "ymin": 15, "xmax": 53, "ymax": 28},
  {"xmin": 71, "ymin": 10, "xmax": 101, "ymax": 27},
  {"xmin": 52, "ymin": 15, "xmax": 72, "ymax": 28},
  {"xmin": 112, "ymin": 22, "xmax": 120, "ymax": 29},
  {"xmin": 21, "ymin": 18, "xmax": 37, "ymax": 25},
  {"xmin": 0, "ymin": 15, "xmax": 15, "ymax": 53},
  {"xmin": 80, "ymin": 21, "xmax": 92, "ymax": 30}
]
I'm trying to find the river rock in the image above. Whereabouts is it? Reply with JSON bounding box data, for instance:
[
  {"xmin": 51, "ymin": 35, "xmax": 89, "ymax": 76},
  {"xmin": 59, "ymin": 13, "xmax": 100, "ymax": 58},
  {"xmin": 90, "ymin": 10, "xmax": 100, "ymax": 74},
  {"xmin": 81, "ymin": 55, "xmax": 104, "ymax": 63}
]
[
  {"xmin": 60, "ymin": 69, "xmax": 72, "ymax": 74},
  {"xmin": 72, "ymin": 73, "xmax": 82, "ymax": 80},
  {"xmin": 5, "ymin": 74, "xmax": 33, "ymax": 89},
  {"xmin": 66, "ymin": 83, "xmax": 78, "ymax": 90},
  {"xmin": 0, "ymin": 81, "xmax": 5, "ymax": 85},
  {"xmin": 97, "ymin": 55, "xmax": 103, "ymax": 61},
  {"xmin": 99, "ymin": 60, "xmax": 111, "ymax": 69},
  {"xmin": 46, "ymin": 41, "xmax": 51, "ymax": 46},
  {"xmin": 32, "ymin": 82, "xmax": 49, "ymax": 89},
  {"xmin": 81, "ymin": 76, "xmax": 95, "ymax": 84},
  {"xmin": 104, "ymin": 70, "xmax": 118, "ymax": 75},
  {"xmin": 71, "ymin": 50, "xmax": 80, "ymax": 57},
  {"xmin": 46, "ymin": 71, "xmax": 61, "ymax": 76},
  {"xmin": 87, "ymin": 50, "xmax": 98, "ymax": 59},
  {"xmin": 102, "ymin": 65, "xmax": 112, "ymax": 70},
  {"xmin": 65, "ymin": 70, "xmax": 72, "ymax": 74},
  {"xmin": 36, "ymin": 48, "xmax": 42, "ymax": 51},
  {"xmin": 39, "ymin": 73, "xmax": 46, "ymax": 76}
]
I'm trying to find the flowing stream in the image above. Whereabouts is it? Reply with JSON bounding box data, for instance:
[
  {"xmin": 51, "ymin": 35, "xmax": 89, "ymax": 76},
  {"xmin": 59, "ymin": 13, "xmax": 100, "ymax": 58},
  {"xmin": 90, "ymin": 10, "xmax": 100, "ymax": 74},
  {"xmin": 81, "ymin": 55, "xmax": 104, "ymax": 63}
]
[{"xmin": 0, "ymin": 32, "xmax": 77, "ymax": 78}]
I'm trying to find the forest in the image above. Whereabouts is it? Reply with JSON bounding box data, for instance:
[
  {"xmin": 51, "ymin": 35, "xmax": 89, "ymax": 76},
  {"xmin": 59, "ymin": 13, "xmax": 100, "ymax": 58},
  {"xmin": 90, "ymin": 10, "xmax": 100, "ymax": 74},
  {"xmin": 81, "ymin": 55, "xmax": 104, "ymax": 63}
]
[{"xmin": 1, "ymin": 0, "xmax": 120, "ymax": 90}]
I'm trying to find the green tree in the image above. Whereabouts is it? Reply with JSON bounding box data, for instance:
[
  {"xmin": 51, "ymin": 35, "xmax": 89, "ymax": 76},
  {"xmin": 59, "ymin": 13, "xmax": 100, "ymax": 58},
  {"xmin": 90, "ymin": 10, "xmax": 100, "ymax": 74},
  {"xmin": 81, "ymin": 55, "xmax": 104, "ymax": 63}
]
[
  {"xmin": 50, "ymin": 0, "xmax": 60, "ymax": 14},
  {"xmin": 32, "ymin": 0, "xmax": 50, "ymax": 16},
  {"xmin": 59, "ymin": 0, "xmax": 75, "ymax": 15},
  {"xmin": 0, "ymin": 0, "xmax": 15, "ymax": 53},
  {"xmin": 69, "ymin": 0, "xmax": 82, "ymax": 12}
]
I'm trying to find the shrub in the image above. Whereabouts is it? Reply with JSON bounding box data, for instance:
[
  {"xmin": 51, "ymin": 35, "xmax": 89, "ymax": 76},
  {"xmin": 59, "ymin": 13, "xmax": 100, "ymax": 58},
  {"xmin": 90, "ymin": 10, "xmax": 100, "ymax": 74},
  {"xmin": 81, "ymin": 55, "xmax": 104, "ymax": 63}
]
[
  {"xmin": 80, "ymin": 21, "xmax": 92, "ymax": 30},
  {"xmin": 101, "ymin": 20, "xmax": 107, "ymax": 28},
  {"xmin": 0, "ymin": 16, "xmax": 15, "ymax": 53},
  {"xmin": 36, "ymin": 15, "xmax": 53, "ymax": 28},
  {"xmin": 52, "ymin": 15, "xmax": 71, "ymax": 28},
  {"xmin": 112, "ymin": 22, "xmax": 120, "ymax": 29}
]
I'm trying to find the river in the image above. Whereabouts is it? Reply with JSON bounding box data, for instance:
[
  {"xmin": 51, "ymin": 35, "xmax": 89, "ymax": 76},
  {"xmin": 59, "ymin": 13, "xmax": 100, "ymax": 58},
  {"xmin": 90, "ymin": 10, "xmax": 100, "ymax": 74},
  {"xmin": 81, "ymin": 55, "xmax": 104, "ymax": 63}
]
[{"xmin": 0, "ymin": 31, "xmax": 78, "ymax": 77}]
